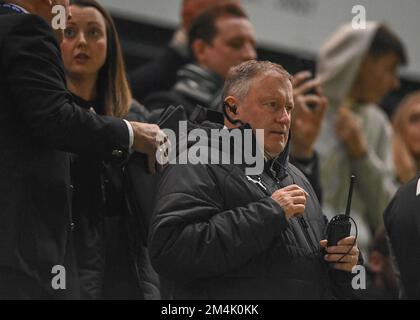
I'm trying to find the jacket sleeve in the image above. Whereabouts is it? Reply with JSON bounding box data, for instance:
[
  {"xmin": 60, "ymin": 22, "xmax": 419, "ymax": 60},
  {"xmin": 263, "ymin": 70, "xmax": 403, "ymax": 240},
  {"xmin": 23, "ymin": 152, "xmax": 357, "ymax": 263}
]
[
  {"xmin": 1, "ymin": 15, "xmax": 129, "ymax": 158},
  {"xmin": 148, "ymin": 164, "xmax": 289, "ymax": 281}
]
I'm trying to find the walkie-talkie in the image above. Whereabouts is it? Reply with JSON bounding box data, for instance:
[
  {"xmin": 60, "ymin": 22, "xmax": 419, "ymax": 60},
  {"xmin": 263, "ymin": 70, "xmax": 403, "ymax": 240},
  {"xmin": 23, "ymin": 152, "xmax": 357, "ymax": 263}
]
[{"xmin": 325, "ymin": 175, "xmax": 356, "ymax": 246}]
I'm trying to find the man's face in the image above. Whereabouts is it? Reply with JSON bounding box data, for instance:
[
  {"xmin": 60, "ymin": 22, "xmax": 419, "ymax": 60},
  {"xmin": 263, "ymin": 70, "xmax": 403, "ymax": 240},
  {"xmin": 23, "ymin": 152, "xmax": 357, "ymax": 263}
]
[
  {"xmin": 235, "ymin": 71, "xmax": 294, "ymax": 157},
  {"xmin": 198, "ymin": 16, "xmax": 257, "ymax": 79},
  {"xmin": 357, "ymin": 52, "xmax": 401, "ymax": 103},
  {"xmin": 404, "ymin": 102, "xmax": 420, "ymax": 158}
]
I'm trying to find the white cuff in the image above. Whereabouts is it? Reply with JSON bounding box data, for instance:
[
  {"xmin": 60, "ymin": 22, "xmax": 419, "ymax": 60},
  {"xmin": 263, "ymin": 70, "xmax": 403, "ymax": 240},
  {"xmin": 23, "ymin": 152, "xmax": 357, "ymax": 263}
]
[
  {"xmin": 123, "ymin": 119, "xmax": 134, "ymax": 149},
  {"xmin": 416, "ymin": 177, "xmax": 420, "ymax": 196}
]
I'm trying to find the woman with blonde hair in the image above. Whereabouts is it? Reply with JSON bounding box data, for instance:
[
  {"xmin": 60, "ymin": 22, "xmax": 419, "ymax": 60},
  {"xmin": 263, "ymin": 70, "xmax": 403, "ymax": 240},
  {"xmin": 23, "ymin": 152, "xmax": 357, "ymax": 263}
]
[{"xmin": 392, "ymin": 91, "xmax": 420, "ymax": 184}]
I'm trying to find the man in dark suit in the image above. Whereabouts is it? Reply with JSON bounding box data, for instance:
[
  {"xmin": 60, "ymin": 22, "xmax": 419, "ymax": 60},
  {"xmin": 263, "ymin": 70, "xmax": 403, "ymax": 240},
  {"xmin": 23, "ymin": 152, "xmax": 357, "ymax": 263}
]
[{"xmin": 0, "ymin": 0, "xmax": 162, "ymax": 299}]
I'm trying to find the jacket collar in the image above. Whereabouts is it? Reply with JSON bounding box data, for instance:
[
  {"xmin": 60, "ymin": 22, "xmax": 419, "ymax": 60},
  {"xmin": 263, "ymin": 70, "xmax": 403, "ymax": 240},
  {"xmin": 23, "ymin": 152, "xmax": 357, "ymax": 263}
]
[
  {"xmin": 0, "ymin": 2, "xmax": 29, "ymax": 14},
  {"xmin": 264, "ymin": 133, "xmax": 291, "ymax": 180},
  {"xmin": 183, "ymin": 108, "xmax": 290, "ymax": 177},
  {"xmin": 173, "ymin": 63, "xmax": 224, "ymax": 112},
  {"xmin": 70, "ymin": 93, "xmax": 103, "ymax": 115}
]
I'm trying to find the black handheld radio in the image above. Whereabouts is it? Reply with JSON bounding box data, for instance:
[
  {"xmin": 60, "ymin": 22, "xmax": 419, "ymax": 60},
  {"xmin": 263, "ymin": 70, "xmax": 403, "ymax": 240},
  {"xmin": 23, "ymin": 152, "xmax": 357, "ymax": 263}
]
[{"xmin": 325, "ymin": 175, "xmax": 356, "ymax": 246}]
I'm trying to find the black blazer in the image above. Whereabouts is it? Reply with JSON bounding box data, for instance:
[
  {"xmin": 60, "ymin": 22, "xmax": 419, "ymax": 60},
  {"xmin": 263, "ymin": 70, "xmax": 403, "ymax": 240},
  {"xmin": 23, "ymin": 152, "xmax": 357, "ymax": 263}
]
[{"xmin": 0, "ymin": 8, "xmax": 129, "ymax": 298}]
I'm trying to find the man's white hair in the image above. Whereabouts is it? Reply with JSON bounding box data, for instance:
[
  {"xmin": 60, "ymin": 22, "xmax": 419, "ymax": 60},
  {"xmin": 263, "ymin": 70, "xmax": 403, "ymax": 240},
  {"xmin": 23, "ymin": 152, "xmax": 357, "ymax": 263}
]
[{"xmin": 222, "ymin": 60, "xmax": 292, "ymax": 101}]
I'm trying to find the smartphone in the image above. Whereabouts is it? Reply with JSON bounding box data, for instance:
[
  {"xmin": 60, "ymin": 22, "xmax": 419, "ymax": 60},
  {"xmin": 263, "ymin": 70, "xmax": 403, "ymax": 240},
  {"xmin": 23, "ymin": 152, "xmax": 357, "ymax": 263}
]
[{"xmin": 296, "ymin": 57, "xmax": 318, "ymax": 110}]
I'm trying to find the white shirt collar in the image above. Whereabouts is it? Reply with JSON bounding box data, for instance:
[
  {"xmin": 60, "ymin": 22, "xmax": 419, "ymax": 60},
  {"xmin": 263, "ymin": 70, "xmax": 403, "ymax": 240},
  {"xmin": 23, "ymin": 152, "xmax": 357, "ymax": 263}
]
[{"xmin": 416, "ymin": 177, "xmax": 420, "ymax": 196}]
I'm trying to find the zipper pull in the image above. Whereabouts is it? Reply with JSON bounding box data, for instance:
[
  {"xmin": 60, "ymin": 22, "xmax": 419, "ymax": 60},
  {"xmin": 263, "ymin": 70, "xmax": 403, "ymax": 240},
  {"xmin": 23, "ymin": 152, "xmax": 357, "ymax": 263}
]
[{"xmin": 299, "ymin": 216, "xmax": 309, "ymax": 229}]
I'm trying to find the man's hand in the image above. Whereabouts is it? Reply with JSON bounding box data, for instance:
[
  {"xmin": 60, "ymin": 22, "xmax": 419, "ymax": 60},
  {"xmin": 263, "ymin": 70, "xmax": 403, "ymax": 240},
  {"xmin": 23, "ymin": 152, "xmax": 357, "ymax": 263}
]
[
  {"xmin": 320, "ymin": 236, "xmax": 360, "ymax": 272},
  {"xmin": 291, "ymin": 71, "xmax": 328, "ymax": 159},
  {"xmin": 334, "ymin": 106, "xmax": 367, "ymax": 159},
  {"xmin": 129, "ymin": 122, "xmax": 164, "ymax": 174},
  {"xmin": 271, "ymin": 184, "xmax": 309, "ymax": 220}
]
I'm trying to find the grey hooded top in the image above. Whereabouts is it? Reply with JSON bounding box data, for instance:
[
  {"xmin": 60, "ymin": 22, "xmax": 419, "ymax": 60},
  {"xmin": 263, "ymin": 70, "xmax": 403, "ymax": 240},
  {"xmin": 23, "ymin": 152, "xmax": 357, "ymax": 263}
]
[{"xmin": 315, "ymin": 22, "xmax": 397, "ymax": 253}]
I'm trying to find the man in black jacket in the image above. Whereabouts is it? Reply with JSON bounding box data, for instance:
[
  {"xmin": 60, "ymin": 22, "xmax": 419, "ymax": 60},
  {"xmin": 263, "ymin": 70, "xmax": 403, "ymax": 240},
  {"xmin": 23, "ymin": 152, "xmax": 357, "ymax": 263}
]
[
  {"xmin": 143, "ymin": 3, "xmax": 326, "ymax": 202},
  {"xmin": 149, "ymin": 60, "xmax": 360, "ymax": 299},
  {"xmin": 384, "ymin": 175, "xmax": 420, "ymax": 300},
  {"xmin": 0, "ymin": 0, "xmax": 162, "ymax": 299}
]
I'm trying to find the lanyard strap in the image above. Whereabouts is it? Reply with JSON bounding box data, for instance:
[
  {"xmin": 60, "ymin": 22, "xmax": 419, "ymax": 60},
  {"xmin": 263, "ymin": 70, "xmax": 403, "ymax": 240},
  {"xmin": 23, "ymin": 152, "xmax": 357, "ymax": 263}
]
[{"xmin": 1, "ymin": 3, "xmax": 26, "ymax": 14}]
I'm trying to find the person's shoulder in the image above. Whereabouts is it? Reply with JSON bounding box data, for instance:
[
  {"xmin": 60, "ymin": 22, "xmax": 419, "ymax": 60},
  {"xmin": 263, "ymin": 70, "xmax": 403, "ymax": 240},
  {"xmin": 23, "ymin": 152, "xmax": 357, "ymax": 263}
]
[
  {"xmin": 287, "ymin": 163, "xmax": 315, "ymax": 191},
  {"xmin": 396, "ymin": 174, "xmax": 420, "ymax": 199},
  {"xmin": 1, "ymin": 12, "xmax": 50, "ymax": 31},
  {"xmin": 21, "ymin": 14, "xmax": 55, "ymax": 36},
  {"xmin": 143, "ymin": 89, "xmax": 188, "ymax": 109},
  {"xmin": 160, "ymin": 145, "xmax": 236, "ymax": 183},
  {"xmin": 363, "ymin": 103, "xmax": 391, "ymax": 123},
  {"xmin": 0, "ymin": 13, "xmax": 59, "ymax": 69},
  {"xmin": 0, "ymin": 11, "xmax": 28, "ymax": 36},
  {"xmin": 1, "ymin": 13, "xmax": 57, "ymax": 47},
  {"xmin": 156, "ymin": 161, "xmax": 217, "ymax": 201},
  {"xmin": 288, "ymin": 162, "xmax": 309, "ymax": 182},
  {"xmin": 126, "ymin": 99, "xmax": 150, "ymax": 122},
  {"xmin": 385, "ymin": 175, "xmax": 420, "ymax": 224}
]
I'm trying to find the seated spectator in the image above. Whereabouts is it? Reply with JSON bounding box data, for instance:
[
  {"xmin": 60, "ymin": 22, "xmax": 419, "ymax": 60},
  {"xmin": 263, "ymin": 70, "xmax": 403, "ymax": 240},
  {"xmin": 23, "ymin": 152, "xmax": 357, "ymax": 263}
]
[
  {"xmin": 129, "ymin": 0, "xmax": 239, "ymax": 101},
  {"xmin": 392, "ymin": 91, "xmax": 420, "ymax": 184},
  {"xmin": 61, "ymin": 0, "xmax": 158, "ymax": 299},
  {"xmin": 316, "ymin": 22, "xmax": 408, "ymax": 252},
  {"xmin": 149, "ymin": 60, "xmax": 360, "ymax": 300},
  {"xmin": 143, "ymin": 3, "xmax": 256, "ymax": 120}
]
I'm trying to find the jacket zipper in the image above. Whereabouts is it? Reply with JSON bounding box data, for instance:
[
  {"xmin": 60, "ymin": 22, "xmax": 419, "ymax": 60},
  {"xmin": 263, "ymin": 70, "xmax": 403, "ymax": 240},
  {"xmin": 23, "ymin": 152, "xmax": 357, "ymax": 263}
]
[
  {"xmin": 298, "ymin": 216, "xmax": 318, "ymax": 253},
  {"xmin": 270, "ymin": 172, "xmax": 318, "ymax": 254}
]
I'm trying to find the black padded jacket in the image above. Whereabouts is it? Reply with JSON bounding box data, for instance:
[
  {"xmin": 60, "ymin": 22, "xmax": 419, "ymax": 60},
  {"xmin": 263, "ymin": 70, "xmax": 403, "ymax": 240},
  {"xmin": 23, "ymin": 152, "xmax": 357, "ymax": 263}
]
[{"xmin": 149, "ymin": 120, "xmax": 355, "ymax": 299}]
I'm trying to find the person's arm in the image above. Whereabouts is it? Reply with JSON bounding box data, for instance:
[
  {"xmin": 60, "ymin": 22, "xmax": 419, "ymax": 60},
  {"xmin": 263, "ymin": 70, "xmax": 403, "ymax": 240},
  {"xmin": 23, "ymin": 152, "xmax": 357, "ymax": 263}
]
[
  {"xmin": 2, "ymin": 14, "xmax": 129, "ymax": 158},
  {"xmin": 148, "ymin": 164, "xmax": 289, "ymax": 281},
  {"xmin": 290, "ymin": 71, "xmax": 328, "ymax": 203},
  {"xmin": 335, "ymin": 106, "xmax": 397, "ymax": 230},
  {"xmin": 350, "ymin": 117, "xmax": 397, "ymax": 230}
]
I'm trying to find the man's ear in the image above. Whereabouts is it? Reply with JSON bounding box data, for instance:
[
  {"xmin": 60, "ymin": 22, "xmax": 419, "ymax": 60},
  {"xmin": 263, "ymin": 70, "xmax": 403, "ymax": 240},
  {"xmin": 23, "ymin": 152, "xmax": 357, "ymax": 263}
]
[
  {"xmin": 225, "ymin": 96, "xmax": 239, "ymax": 111},
  {"xmin": 224, "ymin": 96, "xmax": 243, "ymax": 127},
  {"xmin": 191, "ymin": 39, "xmax": 209, "ymax": 64}
]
